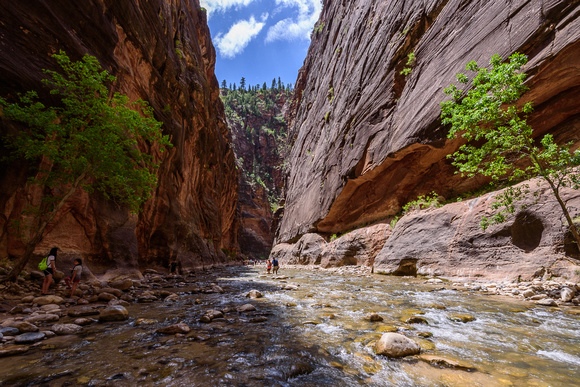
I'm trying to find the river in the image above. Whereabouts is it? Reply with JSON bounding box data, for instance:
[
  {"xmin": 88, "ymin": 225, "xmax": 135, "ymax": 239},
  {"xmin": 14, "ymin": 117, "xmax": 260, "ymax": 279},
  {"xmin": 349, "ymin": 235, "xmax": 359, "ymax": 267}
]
[{"xmin": 1, "ymin": 265, "xmax": 579, "ymax": 386}]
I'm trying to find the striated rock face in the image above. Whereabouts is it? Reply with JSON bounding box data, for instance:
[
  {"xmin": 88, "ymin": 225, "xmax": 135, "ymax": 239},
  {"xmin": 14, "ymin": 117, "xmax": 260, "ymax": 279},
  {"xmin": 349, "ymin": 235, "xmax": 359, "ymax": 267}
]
[
  {"xmin": 278, "ymin": 0, "xmax": 580, "ymax": 244},
  {"xmin": 374, "ymin": 178, "xmax": 580, "ymax": 282},
  {"xmin": 0, "ymin": 1, "xmax": 238, "ymax": 272}
]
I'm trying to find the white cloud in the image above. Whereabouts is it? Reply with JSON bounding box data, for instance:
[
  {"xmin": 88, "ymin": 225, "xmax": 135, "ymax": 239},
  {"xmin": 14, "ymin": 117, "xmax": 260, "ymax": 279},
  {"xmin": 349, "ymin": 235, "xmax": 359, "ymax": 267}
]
[
  {"xmin": 200, "ymin": 0, "xmax": 257, "ymax": 16},
  {"xmin": 215, "ymin": 16, "xmax": 266, "ymax": 58},
  {"xmin": 266, "ymin": 0, "xmax": 322, "ymax": 42}
]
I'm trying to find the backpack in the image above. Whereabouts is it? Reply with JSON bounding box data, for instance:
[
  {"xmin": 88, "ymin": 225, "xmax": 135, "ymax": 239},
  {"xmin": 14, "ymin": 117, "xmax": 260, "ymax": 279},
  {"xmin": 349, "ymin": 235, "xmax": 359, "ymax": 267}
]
[{"xmin": 38, "ymin": 256, "xmax": 48, "ymax": 271}]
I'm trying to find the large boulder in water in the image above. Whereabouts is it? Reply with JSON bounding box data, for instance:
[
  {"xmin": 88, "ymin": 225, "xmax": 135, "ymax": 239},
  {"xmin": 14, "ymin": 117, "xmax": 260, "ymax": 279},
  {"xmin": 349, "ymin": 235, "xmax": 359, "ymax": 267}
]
[{"xmin": 375, "ymin": 332, "xmax": 421, "ymax": 358}]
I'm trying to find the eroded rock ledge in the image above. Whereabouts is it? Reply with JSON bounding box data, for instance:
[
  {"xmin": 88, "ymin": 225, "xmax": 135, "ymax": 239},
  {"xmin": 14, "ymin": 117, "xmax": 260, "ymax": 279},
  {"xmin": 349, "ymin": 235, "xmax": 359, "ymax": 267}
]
[{"xmin": 273, "ymin": 178, "xmax": 580, "ymax": 283}]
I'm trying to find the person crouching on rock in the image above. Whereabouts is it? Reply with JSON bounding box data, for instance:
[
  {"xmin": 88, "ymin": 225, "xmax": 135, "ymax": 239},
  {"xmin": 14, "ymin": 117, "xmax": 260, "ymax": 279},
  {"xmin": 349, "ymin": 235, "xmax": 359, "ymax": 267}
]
[
  {"xmin": 64, "ymin": 258, "xmax": 82, "ymax": 298},
  {"xmin": 42, "ymin": 247, "xmax": 58, "ymax": 295}
]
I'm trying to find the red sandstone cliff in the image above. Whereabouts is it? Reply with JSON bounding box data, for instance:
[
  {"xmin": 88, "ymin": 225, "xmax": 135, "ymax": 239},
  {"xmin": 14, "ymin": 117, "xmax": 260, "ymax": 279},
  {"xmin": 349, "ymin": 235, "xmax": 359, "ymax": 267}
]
[
  {"xmin": 278, "ymin": 0, "xmax": 580, "ymax": 244},
  {"xmin": 0, "ymin": 0, "xmax": 238, "ymax": 273}
]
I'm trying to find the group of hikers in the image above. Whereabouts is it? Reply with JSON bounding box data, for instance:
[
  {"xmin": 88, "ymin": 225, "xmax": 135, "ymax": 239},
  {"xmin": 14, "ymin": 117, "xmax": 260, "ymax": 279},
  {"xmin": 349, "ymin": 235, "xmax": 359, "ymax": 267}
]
[{"xmin": 266, "ymin": 258, "xmax": 279, "ymax": 274}]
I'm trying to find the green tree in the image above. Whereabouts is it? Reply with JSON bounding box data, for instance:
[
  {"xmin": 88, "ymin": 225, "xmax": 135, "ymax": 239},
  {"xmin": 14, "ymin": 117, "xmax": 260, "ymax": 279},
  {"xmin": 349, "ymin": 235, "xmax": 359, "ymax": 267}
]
[
  {"xmin": 240, "ymin": 77, "xmax": 246, "ymax": 91},
  {"xmin": 442, "ymin": 52, "xmax": 580, "ymax": 249},
  {"xmin": 221, "ymin": 79, "xmax": 227, "ymax": 89},
  {"xmin": 271, "ymin": 78, "xmax": 276, "ymax": 90},
  {"xmin": 0, "ymin": 51, "xmax": 171, "ymax": 281}
]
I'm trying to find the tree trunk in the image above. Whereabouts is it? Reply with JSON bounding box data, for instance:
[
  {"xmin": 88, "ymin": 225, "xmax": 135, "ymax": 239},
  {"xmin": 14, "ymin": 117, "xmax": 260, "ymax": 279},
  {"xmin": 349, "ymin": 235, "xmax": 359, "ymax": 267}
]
[
  {"xmin": 3, "ymin": 170, "xmax": 88, "ymax": 282},
  {"xmin": 546, "ymin": 181, "xmax": 580, "ymax": 255}
]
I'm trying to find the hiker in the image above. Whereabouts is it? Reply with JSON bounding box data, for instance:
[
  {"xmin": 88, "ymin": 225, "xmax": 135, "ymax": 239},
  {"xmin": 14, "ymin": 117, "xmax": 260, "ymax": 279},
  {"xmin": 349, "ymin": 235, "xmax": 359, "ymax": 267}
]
[
  {"xmin": 169, "ymin": 259, "xmax": 178, "ymax": 274},
  {"xmin": 42, "ymin": 247, "xmax": 58, "ymax": 295},
  {"xmin": 272, "ymin": 257, "xmax": 279, "ymax": 275},
  {"xmin": 64, "ymin": 258, "xmax": 82, "ymax": 297},
  {"xmin": 267, "ymin": 259, "xmax": 272, "ymax": 274}
]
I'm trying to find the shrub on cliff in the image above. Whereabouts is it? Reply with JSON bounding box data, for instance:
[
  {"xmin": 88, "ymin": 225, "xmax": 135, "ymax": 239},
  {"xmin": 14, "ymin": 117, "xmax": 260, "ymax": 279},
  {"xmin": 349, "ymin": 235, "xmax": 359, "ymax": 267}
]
[
  {"xmin": 442, "ymin": 53, "xmax": 580, "ymax": 249},
  {"xmin": 0, "ymin": 51, "xmax": 171, "ymax": 281}
]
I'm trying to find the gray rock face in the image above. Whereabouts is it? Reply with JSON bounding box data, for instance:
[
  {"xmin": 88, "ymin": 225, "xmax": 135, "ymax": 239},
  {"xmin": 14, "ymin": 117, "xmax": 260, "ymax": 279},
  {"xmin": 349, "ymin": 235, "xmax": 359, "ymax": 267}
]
[
  {"xmin": 374, "ymin": 178, "xmax": 580, "ymax": 282},
  {"xmin": 375, "ymin": 332, "xmax": 421, "ymax": 358},
  {"xmin": 99, "ymin": 306, "xmax": 129, "ymax": 322},
  {"xmin": 278, "ymin": 0, "xmax": 580, "ymax": 246}
]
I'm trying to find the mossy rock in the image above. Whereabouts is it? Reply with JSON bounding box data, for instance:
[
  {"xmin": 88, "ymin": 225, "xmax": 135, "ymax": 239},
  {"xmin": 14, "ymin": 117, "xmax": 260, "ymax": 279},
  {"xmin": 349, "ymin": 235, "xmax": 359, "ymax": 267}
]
[
  {"xmin": 448, "ymin": 313, "xmax": 476, "ymax": 323},
  {"xmin": 376, "ymin": 325, "xmax": 398, "ymax": 333},
  {"xmin": 417, "ymin": 331, "xmax": 433, "ymax": 338}
]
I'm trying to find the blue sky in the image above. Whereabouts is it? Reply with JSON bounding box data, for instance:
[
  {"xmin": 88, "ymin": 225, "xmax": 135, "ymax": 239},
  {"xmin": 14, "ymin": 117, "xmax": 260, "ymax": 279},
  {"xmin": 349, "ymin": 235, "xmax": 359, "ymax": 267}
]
[{"xmin": 200, "ymin": 0, "xmax": 322, "ymax": 89}]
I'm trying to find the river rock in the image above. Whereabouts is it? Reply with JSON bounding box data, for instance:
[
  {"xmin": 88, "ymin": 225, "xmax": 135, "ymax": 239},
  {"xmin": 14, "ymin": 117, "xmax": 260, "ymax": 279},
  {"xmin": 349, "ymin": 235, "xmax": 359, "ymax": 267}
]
[
  {"xmin": 9, "ymin": 305, "xmax": 24, "ymax": 314},
  {"xmin": 6, "ymin": 321, "xmax": 39, "ymax": 333},
  {"xmin": 247, "ymin": 290, "xmax": 263, "ymax": 298},
  {"xmin": 108, "ymin": 299, "xmax": 130, "ymax": 307},
  {"xmin": 98, "ymin": 292, "xmax": 117, "ymax": 302},
  {"xmin": 68, "ymin": 307, "xmax": 100, "ymax": 317},
  {"xmin": 365, "ymin": 313, "xmax": 384, "ymax": 322},
  {"xmin": 135, "ymin": 318, "xmax": 157, "ymax": 326},
  {"xmin": 418, "ymin": 355, "xmax": 477, "ymax": 371},
  {"xmin": 200, "ymin": 309, "xmax": 224, "ymax": 323},
  {"xmin": 0, "ymin": 327, "xmax": 20, "ymax": 336},
  {"xmin": 33, "ymin": 295, "xmax": 64, "ymax": 306},
  {"xmin": 536, "ymin": 298, "xmax": 558, "ymax": 306},
  {"xmin": 40, "ymin": 304, "xmax": 61, "ymax": 312},
  {"xmin": 237, "ymin": 304, "xmax": 257, "ymax": 312},
  {"xmin": 164, "ymin": 294, "xmax": 179, "ymax": 302},
  {"xmin": 108, "ymin": 278, "xmax": 134, "ymax": 291},
  {"xmin": 522, "ymin": 289, "xmax": 535, "ymax": 298},
  {"xmin": 21, "ymin": 295, "xmax": 35, "ymax": 303},
  {"xmin": 375, "ymin": 333, "xmax": 421, "ymax": 358},
  {"xmin": 561, "ymin": 287, "xmax": 575, "ymax": 302},
  {"xmin": 448, "ymin": 314, "xmax": 476, "ymax": 323},
  {"xmin": 0, "ymin": 345, "xmax": 29, "ymax": 357},
  {"xmin": 99, "ymin": 305, "xmax": 129, "ymax": 322},
  {"xmin": 25, "ymin": 314, "xmax": 60, "ymax": 324},
  {"xmin": 51, "ymin": 323, "xmax": 83, "ymax": 335},
  {"xmin": 98, "ymin": 287, "xmax": 123, "ymax": 297},
  {"xmin": 250, "ymin": 316, "xmax": 268, "ymax": 323},
  {"xmin": 14, "ymin": 331, "xmax": 46, "ymax": 344},
  {"xmin": 405, "ymin": 316, "xmax": 429, "ymax": 324},
  {"xmin": 73, "ymin": 318, "xmax": 94, "ymax": 326},
  {"xmin": 156, "ymin": 323, "xmax": 190, "ymax": 334}
]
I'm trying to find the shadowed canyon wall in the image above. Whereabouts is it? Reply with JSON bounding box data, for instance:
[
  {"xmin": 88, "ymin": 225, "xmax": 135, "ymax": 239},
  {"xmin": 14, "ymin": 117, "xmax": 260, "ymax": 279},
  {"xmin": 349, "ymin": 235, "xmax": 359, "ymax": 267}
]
[
  {"xmin": 0, "ymin": 0, "xmax": 238, "ymax": 274},
  {"xmin": 278, "ymin": 0, "xmax": 580, "ymax": 244}
]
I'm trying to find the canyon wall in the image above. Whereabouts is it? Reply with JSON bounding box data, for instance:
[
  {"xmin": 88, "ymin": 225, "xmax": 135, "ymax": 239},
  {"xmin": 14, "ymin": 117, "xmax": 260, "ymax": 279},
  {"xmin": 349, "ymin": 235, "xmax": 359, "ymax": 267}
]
[
  {"xmin": 0, "ymin": 0, "xmax": 238, "ymax": 274},
  {"xmin": 278, "ymin": 0, "xmax": 580, "ymax": 244}
]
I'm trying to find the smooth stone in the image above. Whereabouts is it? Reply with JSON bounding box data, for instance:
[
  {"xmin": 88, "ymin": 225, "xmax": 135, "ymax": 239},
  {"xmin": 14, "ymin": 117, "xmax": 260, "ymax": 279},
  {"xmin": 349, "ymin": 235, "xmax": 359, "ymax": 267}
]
[
  {"xmin": 33, "ymin": 295, "xmax": 64, "ymax": 306},
  {"xmin": 250, "ymin": 316, "xmax": 268, "ymax": 323},
  {"xmin": 6, "ymin": 321, "xmax": 39, "ymax": 333},
  {"xmin": 561, "ymin": 287, "xmax": 575, "ymax": 302},
  {"xmin": 99, "ymin": 305, "xmax": 129, "ymax": 322},
  {"xmin": 417, "ymin": 331, "xmax": 433, "ymax": 338},
  {"xmin": 247, "ymin": 290, "xmax": 263, "ymax": 299},
  {"xmin": 25, "ymin": 314, "xmax": 60, "ymax": 324},
  {"xmin": 0, "ymin": 327, "xmax": 20, "ymax": 336},
  {"xmin": 418, "ymin": 354, "xmax": 477, "ymax": 371},
  {"xmin": 522, "ymin": 289, "xmax": 535, "ymax": 298},
  {"xmin": 156, "ymin": 323, "xmax": 190, "ymax": 334},
  {"xmin": 374, "ymin": 333, "xmax": 421, "ymax": 358},
  {"xmin": 98, "ymin": 287, "xmax": 123, "ymax": 297},
  {"xmin": 14, "ymin": 331, "xmax": 46, "ymax": 344},
  {"xmin": 135, "ymin": 318, "xmax": 157, "ymax": 326},
  {"xmin": 536, "ymin": 298, "xmax": 558, "ymax": 306},
  {"xmin": 40, "ymin": 304, "xmax": 61, "ymax": 312},
  {"xmin": 237, "ymin": 304, "xmax": 256, "ymax": 312},
  {"xmin": 405, "ymin": 316, "xmax": 429, "ymax": 324},
  {"xmin": 448, "ymin": 314, "xmax": 476, "ymax": 323},
  {"xmin": 98, "ymin": 292, "xmax": 117, "ymax": 302},
  {"xmin": 108, "ymin": 278, "xmax": 133, "ymax": 291},
  {"xmin": 376, "ymin": 325, "xmax": 398, "ymax": 333},
  {"xmin": 73, "ymin": 318, "xmax": 94, "ymax": 326},
  {"xmin": 365, "ymin": 313, "xmax": 384, "ymax": 322},
  {"xmin": 51, "ymin": 324, "xmax": 83, "ymax": 335},
  {"xmin": 21, "ymin": 295, "xmax": 35, "ymax": 303},
  {"xmin": 68, "ymin": 307, "xmax": 100, "ymax": 317}
]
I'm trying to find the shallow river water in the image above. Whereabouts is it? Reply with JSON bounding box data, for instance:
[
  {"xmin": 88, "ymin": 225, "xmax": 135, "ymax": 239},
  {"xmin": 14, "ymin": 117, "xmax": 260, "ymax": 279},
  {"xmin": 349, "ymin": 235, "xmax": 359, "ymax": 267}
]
[{"xmin": 1, "ymin": 265, "xmax": 580, "ymax": 386}]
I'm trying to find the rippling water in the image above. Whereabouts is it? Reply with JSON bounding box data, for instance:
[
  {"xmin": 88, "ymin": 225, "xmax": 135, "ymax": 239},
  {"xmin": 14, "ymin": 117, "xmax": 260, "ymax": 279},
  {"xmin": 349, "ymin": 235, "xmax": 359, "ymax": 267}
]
[{"xmin": 1, "ymin": 266, "xmax": 579, "ymax": 386}]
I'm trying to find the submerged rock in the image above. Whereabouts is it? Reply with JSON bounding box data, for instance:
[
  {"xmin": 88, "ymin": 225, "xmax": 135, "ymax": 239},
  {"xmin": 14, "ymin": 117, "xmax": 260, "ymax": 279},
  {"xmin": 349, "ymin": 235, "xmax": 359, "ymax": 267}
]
[
  {"xmin": 247, "ymin": 290, "xmax": 263, "ymax": 299},
  {"xmin": 99, "ymin": 306, "xmax": 129, "ymax": 322},
  {"xmin": 0, "ymin": 345, "xmax": 29, "ymax": 357},
  {"xmin": 51, "ymin": 324, "xmax": 83, "ymax": 335},
  {"xmin": 365, "ymin": 313, "xmax": 384, "ymax": 322},
  {"xmin": 418, "ymin": 354, "xmax": 477, "ymax": 371},
  {"xmin": 237, "ymin": 304, "xmax": 257, "ymax": 312},
  {"xmin": 447, "ymin": 314, "xmax": 476, "ymax": 323},
  {"xmin": 156, "ymin": 323, "xmax": 190, "ymax": 334},
  {"xmin": 374, "ymin": 333, "xmax": 421, "ymax": 358}
]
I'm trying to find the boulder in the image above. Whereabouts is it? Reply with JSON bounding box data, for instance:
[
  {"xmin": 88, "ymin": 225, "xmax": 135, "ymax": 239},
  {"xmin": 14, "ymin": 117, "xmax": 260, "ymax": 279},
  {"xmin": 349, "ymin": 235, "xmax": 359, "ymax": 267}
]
[
  {"xmin": 108, "ymin": 278, "xmax": 134, "ymax": 291},
  {"xmin": 374, "ymin": 333, "xmax": 421, "ymax": 358},
  {"xmin": 98, "ymin": 292, "xmax": 117, "ymax": 302},
  {"xmin": 33, "ymin": 295, "xmax": 64, "ymax": 306},
  {"xmin": 51, "ymin": 323, "xmax": 83, "ymax": 335},
  {"xmin": 98, "ymin": 305, "xmax": 129, "ymax": 322},
  {"xmin": 247, "ymin": 290, "xmax": 263, "ymax": 299},
  {"xmin": 447, "ymin": 314, "xmax": 476, "ymax": 323},
  {"xmin": 156, "ymin": 323, "xmax": 190, "ymax": 334},
  {"xmin": 522, "ymin": 289, "xmax": 535, "ymax": 298},
  {"xmin": 561, "ymin": 287, "xmax": 575, "ymax": 302},
  {"xmin": 14, "ymin": 332, "xmax": 46, "ymax": 344},
  {"xmin": 237, "ymin": 304, "xmax": 257, "ymax": 312},
  {"xmin": 364, "ymin": 313, "xmax": 384, "ymax": 322}
]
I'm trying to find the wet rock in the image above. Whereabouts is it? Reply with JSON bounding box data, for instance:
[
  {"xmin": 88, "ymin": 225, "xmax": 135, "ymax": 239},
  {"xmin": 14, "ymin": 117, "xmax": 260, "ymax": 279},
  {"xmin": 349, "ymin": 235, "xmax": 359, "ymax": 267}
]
[
  {"xmin": 40, "ymin": 304, "xmax": 61, "ymax": 312},
  {"xmin": 426, "ymin": 278, "xmax": 444, "ymax": 284},
  {"xmin": 281, "ymin": 284, "xmax": 299, "ymax": 290},
  {"xmin": 68, "ymin": 307, "xmax": 100, "ymax": 317},
  {"xmin": 405, "ymin": 316, "xmax": 429, "ymax": 324},
  {"xmin": 522, "ymin": 289, "xmax": 535, "ymax": 298},
  {"xmin": 376, "ymin": 325, "xmax": 398, "ymax": 333},
  {"xmin": 530, "ymin": 294, "xmax": 547, "ymax": 300},
  {"xmin": 108, "ymin": 278, "xmax": 134, "ymax": 291},
  {"xmin": 302, "ymin": 320, "xmax": 321, "ymax": 325},
  {"xmin": 0, "ymin": 327, "xmax": 20, "ymax": 336},
  {"xmin": 199, "ymin": 309, "xmax": 224, "ymax": 323},
  {"xmin": 208, "ymin": 284, "xmax": 225, "ymax": 293},
  {"xmin": 51, "ymin": 323, "xmax": 83, "ymax": 335},
  {"xmin": 418, "ymin": 355, "xmax": 477, "ymax": 371},
  {"xmin": 9, "ymin": 305, "xmax": 24, "ymax": 314},
  {"xmin": 73, "ymin": 318, "xmax": 94, "ymax": 326},
  {"xmin": 247, "ymin": 290, "xmax": 263, "ymax": 299},
  {"xmin": 135, "ymin": 318, "xmax": 157, "ymax": 326},
  {"xmin": 156, "ymin": 323, "xmax": 190, "ymax": 334},
  {"xmin": 0, "ymin": 345, "xmax": 29, "ymax": 357},
  {"xmin": 561, "ymin": 287, "xmax": 575, "ymax": 302},
  {"xmin": 33, "ymin": 295, "xmax": 64, "ymax": 306},
  {"xmin": 164, "ymin": 294, "xmax": 179, "ymax": 303},
  {"xmin": 98, "ymin": 292, "xmax": 117, "ymax": 302},
  {"xmin": 536, "ymin": 298, "xmax": 558, "ymax": 306},
  {"xmin": 417, "ymin": 332, "xmax": 433, "ymax": 338},
  {"xmin": 137, "ymin": 292, "xmax": 158, "ymax": 303},
  {"xmin": 250, "ymin": 316, "xmax": 268, "ymax": 323},
  {"xmin": 365, "ymin": 313, "xmax": 384, "ymax": 322},
  {"xmin": 4, "ymin": 321, "xmax": 39, "ymax": 333},
  {"xmin": 108, "ymin": 299, "xmax": 130, "ymax": 307},
  {"xmin": 237, "ymin": 304, "xmax": 256, "ymax": 312},
  {"xmin": 447, "ymin": 314, "xmax": 476, "ymax": 323},
  {"xmin": 21, "ymin": 295, "xmax": 35, "ymax": 303},
  {"xmin": 374, "ymin": 333, "xmax": 421, "ymax": 358},
  {"xmin": 14, "ymin": 331, "xmax": 46, "ymax": 344},
  {"xmin": 98, "ymin": 287, "xmax": 123, "ymax": 297},
  {"xmin": 99, "ymin": 306, "xmax": 129, "ymax": 322},
  {"xmin": 25, "ymin": 314, "xmax": 60, "ymax": 324}
]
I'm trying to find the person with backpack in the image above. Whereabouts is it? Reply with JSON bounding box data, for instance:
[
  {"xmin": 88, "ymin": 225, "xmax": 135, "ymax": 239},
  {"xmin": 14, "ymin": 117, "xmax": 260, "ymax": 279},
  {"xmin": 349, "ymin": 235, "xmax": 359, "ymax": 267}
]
[
  {"xmin": 272, "ymin": 258, "xmax": 279, "ymax": 275},
  {"xmin": 64, "ymin": 258, "xmax": 83, "ymax": 298},
  {"xmin": 41, "ymin": 247, "xmax": 58, "ymax": 295}
]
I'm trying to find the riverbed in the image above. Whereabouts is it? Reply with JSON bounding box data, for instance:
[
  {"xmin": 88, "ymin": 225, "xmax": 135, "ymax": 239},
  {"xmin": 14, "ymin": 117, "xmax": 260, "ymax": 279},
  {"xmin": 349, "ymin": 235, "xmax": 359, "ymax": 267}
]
[{"xmin": 1, "ymin": 265, "xmax": 579, "ymax": 386}]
